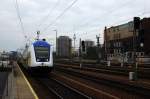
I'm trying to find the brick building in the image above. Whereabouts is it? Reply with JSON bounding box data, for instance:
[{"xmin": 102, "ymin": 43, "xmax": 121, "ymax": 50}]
[{"xmin": 104, "ymin": 17, "xmax": 150, "ymax": 63}]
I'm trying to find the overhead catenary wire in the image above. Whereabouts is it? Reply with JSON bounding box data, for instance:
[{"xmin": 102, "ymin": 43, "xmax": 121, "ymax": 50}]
[
  {"xmin": 110, "ymin": 10, "xmax": 150, "ymax": 26},
  {"xmin": 75, "ymin": 6, "xmax": 150, "ymax": 36},
  {"xmin": 14, "ymin": 0, "xmax": 26, "ymax": 39},
  {"xmin": 72, "ymin": 0, "xmax": 138, "ymax": 33},
  {"xmin": 37, "ymin": 0, "xmax": 60, "ymax": 29},
  {"xmin": 13, "ymin": 0, "xmax": 149, "ymax": 44},
  {"xmin": 74, "ymin": 10, "xmax": 150, "ymax": 41},
  {"xmin": 42, "ymin": 0, "xmax": 78, "ymax": 32}
]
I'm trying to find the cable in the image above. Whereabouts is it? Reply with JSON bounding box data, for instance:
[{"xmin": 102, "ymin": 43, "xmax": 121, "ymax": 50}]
[
  {"xmin": 75, "ymin": 10, "xmax": 150, "ymax": 38},
  {"xmin": 14, "ymin": 0, "xmax": 26, "ymax": 39},
  {"xmin": 111, "ymin": 11, "xmax": 150, "ymax": 26},
  {"xmin": 75, "ymin": 11, "xmax": 149, "ymax": 39},
  {"xmin": 42, "ymin": 0, "xmax": 78, "ymax": 31},
  {"xmin": 72, "ymin": 0, "xmax": 137, "ymax": 32},
  {"xmin": 37, "ymin": 0, "xmax": 60, "ymax": 29}
]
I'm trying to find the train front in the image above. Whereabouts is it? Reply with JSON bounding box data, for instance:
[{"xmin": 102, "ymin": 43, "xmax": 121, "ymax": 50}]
[{"xmin": 30, "ymin": 40, "xmax": 53, "ymax": 73}]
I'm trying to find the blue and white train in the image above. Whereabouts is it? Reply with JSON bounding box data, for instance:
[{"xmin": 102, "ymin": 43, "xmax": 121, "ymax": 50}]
[{"xmin": 19, "ymin": 39, "xmax": 53, "ymax": 73}]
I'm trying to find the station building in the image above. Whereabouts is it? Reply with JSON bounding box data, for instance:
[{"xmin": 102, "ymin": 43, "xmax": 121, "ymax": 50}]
[{"xmin": 104, "ymin": 17, "xmax": 150, "ymax": 64}]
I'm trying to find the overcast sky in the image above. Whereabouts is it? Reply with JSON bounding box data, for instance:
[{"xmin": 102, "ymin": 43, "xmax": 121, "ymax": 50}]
[{"xmin": 0, "ymin": 0, "xmax": 150, "ymax": 51}]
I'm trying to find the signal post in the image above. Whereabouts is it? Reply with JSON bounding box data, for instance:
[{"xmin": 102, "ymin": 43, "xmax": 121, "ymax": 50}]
[{"xmin": 79, "ymin": 39, "xmax": 85, "ymax": 68}]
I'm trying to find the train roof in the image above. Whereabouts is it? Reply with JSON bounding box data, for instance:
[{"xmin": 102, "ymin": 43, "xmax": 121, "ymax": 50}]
[{"xmin": 33, "ymin": 40, "xmax": 50, "ymax": 47}]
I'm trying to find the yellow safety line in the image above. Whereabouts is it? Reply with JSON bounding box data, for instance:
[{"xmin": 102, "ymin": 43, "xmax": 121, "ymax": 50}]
[{"xmin": 16, "ymin": 63, "xmax": 39, "ymax": 99}]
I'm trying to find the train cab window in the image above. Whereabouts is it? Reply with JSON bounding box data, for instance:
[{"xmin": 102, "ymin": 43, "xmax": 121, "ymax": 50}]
[{"xmin": 34, "ymin": 47, "xmax": 50, "ymax": 62}]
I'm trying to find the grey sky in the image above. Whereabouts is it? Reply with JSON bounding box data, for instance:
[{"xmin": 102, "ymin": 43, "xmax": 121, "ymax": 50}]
[{"xmin": 0, "ymin": 0, "xmax": 150, "ymax": 51}]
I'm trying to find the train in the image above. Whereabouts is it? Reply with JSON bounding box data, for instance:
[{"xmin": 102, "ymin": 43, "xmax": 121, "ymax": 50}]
[{"xmin": 18, "ymin": 39, "xmax": 53, "ymax": 73}]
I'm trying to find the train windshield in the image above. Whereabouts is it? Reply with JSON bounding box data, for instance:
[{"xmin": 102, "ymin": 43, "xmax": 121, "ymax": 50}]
[{"xmin": 34, "ymin": 46, "xmax": 50, "ymax": 62}]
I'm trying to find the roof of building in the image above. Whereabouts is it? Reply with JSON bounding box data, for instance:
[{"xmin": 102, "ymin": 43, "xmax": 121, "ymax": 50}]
[{"xmin": 107, "ymin": 21, "xmax": 133, "ymax": 30}]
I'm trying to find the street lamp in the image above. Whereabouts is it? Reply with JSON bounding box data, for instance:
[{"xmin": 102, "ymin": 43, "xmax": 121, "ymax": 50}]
[
  {"xmin": 37, "ymin": 31, "xmax": 40, "ymax": 40},
  {"xmin": 53, "ymin": 30, "xmax": 58, "ymax": 56}
]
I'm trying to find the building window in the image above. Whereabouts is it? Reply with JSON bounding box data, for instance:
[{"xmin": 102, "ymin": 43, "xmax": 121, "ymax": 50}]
[
  {"xmin": 118, "ymin": 34, "xmax": 120, "ymax": 39},
  {"xmin": 141, "ymin": 52, "xmax": 144, "ymax": 56},
  {"xmin": 118, "ymin": 42, "xmax": 121, "ymax": 47},
  {"xmin": 117, "ymin": 42, "xmax": 118, "ymax": 47},
  {"xmin": 109, "ymin": 54, "xmax": 111, "ymax": 57},
  {"xmin": 114, "ymin": 49, "xmax": 116, "ymax": 53},
  {"xmin": 120, "ymin": 42, "xmax": 122, "ymax": 47},
  {"xmin": 113, "ymin": 28, "xmax": 115, "ymax": 32},
  {"xmin": 114, "ymin": 42, "xmax": 116, "ymax": 47},
  {"xmin": 113, "ymin": 34, "xmax": 115, "ymax": 39},
  {"xmin": 119, "ymin": 49, "xmax": 120, "ymax": 53},
  {"xmin": 117, "ymin": 27, "xmax": 119, "ymax": 31},
  {"xmin": 107, "ymin": 36, "xmax": 110, "ymax": 41}
]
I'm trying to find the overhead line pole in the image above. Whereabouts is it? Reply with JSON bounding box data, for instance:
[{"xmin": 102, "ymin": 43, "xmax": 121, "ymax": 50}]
[
  {"xmin": 54, "ymin": 30, "xmax": 58, "ymax": 56},
  {"xmin": 79, "ymin": 38, "xmax": 82, "ymax": 68},
  {"xmin": 96, "ymin": 35, "xmax": 101, "ymax": 63},
  {"xmin": 15, "ymin": 0, "xmax": 26, "ymax": 38}
]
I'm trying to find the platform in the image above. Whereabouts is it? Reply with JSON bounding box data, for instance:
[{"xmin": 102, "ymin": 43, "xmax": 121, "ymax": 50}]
[
  {"xmin": 0, "ymin": 60, "xmax": 12, "ymax": 99},
  {"xmin": 0, "ymin": 62, "xmax": 38, "ymax": 99},
  {"xmin": 13, "ymin": 62, "xmax": 38, "ymax": 99}
]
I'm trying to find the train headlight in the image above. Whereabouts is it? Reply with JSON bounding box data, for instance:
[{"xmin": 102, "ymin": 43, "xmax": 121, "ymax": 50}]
[{"xmin": 37, "ymin": 59, "xmax": 40, "ymax": 62}]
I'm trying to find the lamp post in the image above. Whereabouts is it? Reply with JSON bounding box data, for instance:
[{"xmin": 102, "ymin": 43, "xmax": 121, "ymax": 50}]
[
  {"xmin": 53, "ymin": 30, "xmax": 58, "ymax": 56},
  {"xmin": 72, "ymin": 33, "xmax": 76, "ymax": 60},
  {"xmin": 37, "ymin": 31, "xmax": 40, "ymax": 40}
]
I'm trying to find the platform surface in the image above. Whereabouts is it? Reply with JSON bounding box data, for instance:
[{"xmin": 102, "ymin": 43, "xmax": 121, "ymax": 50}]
[
  {"xmin": 0, "ymin": 72, "xmax": 9, "ymax": 98},
  {"xmin": 13, "ymin": 62, "xmax": 38, "ymax": 99}
]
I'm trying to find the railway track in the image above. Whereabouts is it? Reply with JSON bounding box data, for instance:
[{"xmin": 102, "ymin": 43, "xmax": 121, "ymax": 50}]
[
  {"xmin": 54, "ymin": 66, "xmax": 150, "ymax": 99},
  {"xmin": 55, "ymin": 63, "xmax": 128, "ymax": 75},
  {"xmin": 18, "ymin": 63, "xmax": 92, "ymax": 99},
  {"xmin": 35, "ymin": 77, "xmax": 91, "ymax": 99},
  {"xmin": 55, "ymin": 59, "xmax": 150, "ymax": 69},
  {"xmin": 51, "ymin": 72, "xmax": 120, "ymax": 99},
  {"xmin": 54, "ymin": 63, "xmax": 150, "ymax": 79},
  {"xmin": 18, "ymin": 62, "xmax": 150, "ymax": 99}
]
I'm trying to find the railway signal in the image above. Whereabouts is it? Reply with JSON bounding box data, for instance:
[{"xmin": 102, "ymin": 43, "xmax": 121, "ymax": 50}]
[
  {"xmin": 81, "ymin": 40, "xmax": 85, "ymax": 52},
  {"xmin": 79, "ymin": 39, "xmax": 82, "ymax": 68},
  {"xmin": 132, "ymin": 17, "xmax": 141, "ymax": 81},
  {"xmin": 134, "ymin": 17, "xmax": 140, "ymax": 29}
]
